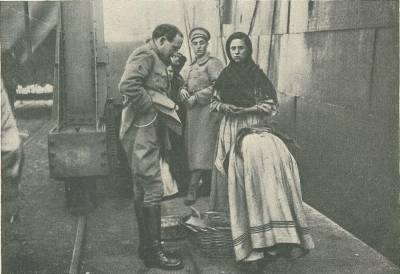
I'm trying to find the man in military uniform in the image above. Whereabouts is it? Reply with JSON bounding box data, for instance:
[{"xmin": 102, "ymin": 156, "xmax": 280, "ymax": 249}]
[{"xmin": 119, "ymin": 24, "xmax": 184, "ymax": 270}]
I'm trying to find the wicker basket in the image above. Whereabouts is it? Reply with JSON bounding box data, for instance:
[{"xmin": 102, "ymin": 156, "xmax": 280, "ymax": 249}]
[
  {"xmin": 184, "ymin": 211, "xmax": 234, "ymax": 259},
  {"xmin": 161, "ymin": 215, "xmax": 187, "ymax": 240}
]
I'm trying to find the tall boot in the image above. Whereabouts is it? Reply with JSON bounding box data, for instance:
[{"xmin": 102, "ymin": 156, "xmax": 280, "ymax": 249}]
[
  {"xmin": 134, "ymin": 201, "xmax": 147, "ymax": 260},
  {"xmin": 143, "ymin": 206, "xmax": 184, "ymax": 270}
]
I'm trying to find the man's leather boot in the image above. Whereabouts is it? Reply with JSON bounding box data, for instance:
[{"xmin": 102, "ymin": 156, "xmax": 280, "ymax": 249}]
[
  {"xmin": 134, "ymin": 201, "xmax": 147, "ymax": 260},
  {"xmin": 143, "ymin": 206, "xmax": 184, "ymax": 270}
]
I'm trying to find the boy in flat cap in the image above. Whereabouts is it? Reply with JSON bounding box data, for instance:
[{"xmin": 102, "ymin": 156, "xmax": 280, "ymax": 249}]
[{"xmin": 179, "ymin": 27, "xmax": 224, "ymax": 205}]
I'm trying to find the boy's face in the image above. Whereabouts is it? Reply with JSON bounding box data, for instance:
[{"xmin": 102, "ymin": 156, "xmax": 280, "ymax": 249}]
[
  {"xmin": 167, "ymin": 66, "xmax": 174, "ymax": 75},
  {"xmin": 171, "ymin": 54, "xmax": 181, "ymax": 67}
]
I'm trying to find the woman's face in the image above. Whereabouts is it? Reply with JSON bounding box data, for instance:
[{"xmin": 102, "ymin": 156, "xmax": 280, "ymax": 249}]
[
  {"xmin": 191, "ymin": 37, "xmax": 208, "ymax": 58},
  {"xmin": 229, "ymin": 38, "xmax": 249, "ymax": 63}
]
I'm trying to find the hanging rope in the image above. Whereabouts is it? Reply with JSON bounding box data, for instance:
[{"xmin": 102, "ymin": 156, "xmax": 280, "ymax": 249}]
[
  {"xmin": 247, "ymin": 0, "xmax": 260, "ymax": 36},
  {"xmin": 218, "ymin": 0, "xmax": 227, "ymax": 64},
  {"xmin": 181, "ymin": 0, "xmax": 193, "ymax": 63},
  {"xmin": 267, "ymin": 0, "xmax": 277, "ymax": 76}
]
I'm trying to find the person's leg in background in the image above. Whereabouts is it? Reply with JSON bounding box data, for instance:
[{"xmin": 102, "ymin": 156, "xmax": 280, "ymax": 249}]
[
  {"xmin": 184, "ymin": 169, "xmax": 209, "ymax": 206},
  {"xmin": 168, "ymin": 131, "xmax": 189, "ymax": 196},
  {"xmin": 199, "ymin": 169, "xmax": 211, "ymax": 197}
]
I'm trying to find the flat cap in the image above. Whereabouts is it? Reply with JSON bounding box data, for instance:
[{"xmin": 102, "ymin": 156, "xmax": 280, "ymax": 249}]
[{"xmin": 189, "ymin": 27, "xmax": 211, "ymax": 42}]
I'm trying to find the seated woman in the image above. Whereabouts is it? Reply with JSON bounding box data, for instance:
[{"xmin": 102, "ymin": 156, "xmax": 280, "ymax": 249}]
[{"xmin": 210, "ymin": 32, "xmax": 314, "ymax": 265}]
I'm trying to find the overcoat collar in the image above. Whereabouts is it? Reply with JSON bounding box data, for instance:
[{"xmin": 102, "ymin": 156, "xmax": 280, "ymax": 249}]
[
  {"xmin": 149, "ymin": 40, "xmax": 170, "ymax": 66},
  {"xmin": 191, "ymin": 52, "xmax": 210, "ymax": 66}
]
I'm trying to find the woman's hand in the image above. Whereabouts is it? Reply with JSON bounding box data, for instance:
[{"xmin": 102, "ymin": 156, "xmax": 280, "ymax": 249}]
[
  {"xmin": 237, "ymin": 105, "xmax": 258, "ymax": 114},
  {"xmin": 257, "ymin": 103, "xmax": 273, "ymax": 113},
  {"xmin": 257, "ymin": 103, "xmax": 278, "ymax": 116},
  {"xmin": 220, "ymin": 103, "xmax": 276, "ymax": 115},
  {"xmin": 234, "ymin": 103, "xmax": 275, "ymax": 114},
  {"xmin": 180, "ymin": 88, "xmax": 190, "ymax": 101},
  {"xmin": 219, "ymin": 103, "xmax": 242, "ymax": 114}
]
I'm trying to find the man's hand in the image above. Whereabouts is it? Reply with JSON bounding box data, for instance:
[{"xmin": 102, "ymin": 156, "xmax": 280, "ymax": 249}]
[
  {"xmin": 180, "ymin": 88, "xmax": 190, "ymax": 101},
  {"xmin": 186, "ymin": 95, "xmax": 197, "ymax": 108}
]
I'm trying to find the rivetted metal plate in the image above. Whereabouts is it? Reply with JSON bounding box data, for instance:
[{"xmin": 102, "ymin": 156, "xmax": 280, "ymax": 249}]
[{"xmin": 48, "ymin": 127, "xmax": 108, "ymax": 178}]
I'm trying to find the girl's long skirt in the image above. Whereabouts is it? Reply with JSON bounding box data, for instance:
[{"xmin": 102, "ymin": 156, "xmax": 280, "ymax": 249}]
[
  {"xmin": 228, "ymin": 132, "xmax": 314, "ymax": 262},
  {"xmin": 209, "ymin": 114, "xmax": 262, "ymax": 212}
]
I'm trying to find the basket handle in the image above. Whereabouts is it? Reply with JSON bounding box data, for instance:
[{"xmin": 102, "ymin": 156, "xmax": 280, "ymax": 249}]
[
  {"xmin": 183, "ymin": 223, "xmax": 200, "ymax": 232},
  {"xmin": 190, "ymin": 206, "xmax": 202, "ymax": 218}
]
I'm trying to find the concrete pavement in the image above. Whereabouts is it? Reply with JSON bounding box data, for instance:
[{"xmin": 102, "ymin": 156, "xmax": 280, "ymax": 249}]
[{"xmin": 8, "ymin": 102, "xmax": 400, "ymax": 274}]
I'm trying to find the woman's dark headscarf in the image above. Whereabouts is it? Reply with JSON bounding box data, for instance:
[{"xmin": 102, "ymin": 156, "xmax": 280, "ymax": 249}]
[{"xmin": 214, "ymin": 32, "xmax": 277, "ymax": 107}]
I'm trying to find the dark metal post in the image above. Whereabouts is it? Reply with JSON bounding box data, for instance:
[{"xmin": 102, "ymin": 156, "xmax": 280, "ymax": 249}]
[{"xmin": 48, "ymin": 0, "xmax": 109, "ymax": 214}]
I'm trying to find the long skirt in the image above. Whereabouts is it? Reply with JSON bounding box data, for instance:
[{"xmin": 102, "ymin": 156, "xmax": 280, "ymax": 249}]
[
  {"xmin": 228, "ymin": 131, "xmax": 314, "ymax": 262},
  {"xmin": 209, "ymin": 114, "xmax": 262, "ymax": 212}
]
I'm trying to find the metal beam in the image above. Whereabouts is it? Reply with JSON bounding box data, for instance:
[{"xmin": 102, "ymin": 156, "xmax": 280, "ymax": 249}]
[{"xmin": 49, "ymin": 0, "xmax": 109, "ymax": 178}]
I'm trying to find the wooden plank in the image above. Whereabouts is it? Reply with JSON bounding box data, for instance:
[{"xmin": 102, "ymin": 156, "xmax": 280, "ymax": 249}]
[
  {"xmin": 251, "ymin": 0, "xmax": 274, "ymax": 35},
  {"xmin": 232, "ymin": 0, "xmax": 255, "ymax": 33},
  {"xmin": 273, "ymin": 33, "xmax": 316, "ymax": 99},
  {"xmin": 257, "ymin": 35, "xmax": 272, "ymax": 74},
  {"xmin": 274, "ymin": 0, "xmax": 289, "ymax": 34}
]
